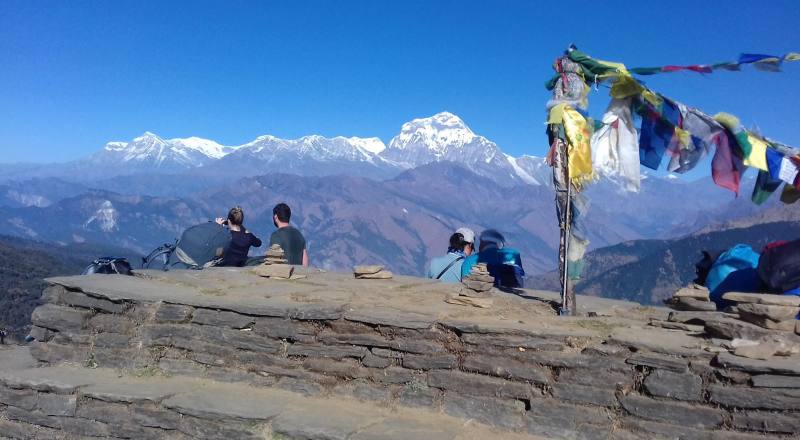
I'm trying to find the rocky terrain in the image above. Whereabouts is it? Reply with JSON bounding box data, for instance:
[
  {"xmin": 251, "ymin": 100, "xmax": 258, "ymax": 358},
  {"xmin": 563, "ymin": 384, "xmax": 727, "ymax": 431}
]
[{"xmin": 2, "ymin": 268, "xmax": 797, "ymax": 439}]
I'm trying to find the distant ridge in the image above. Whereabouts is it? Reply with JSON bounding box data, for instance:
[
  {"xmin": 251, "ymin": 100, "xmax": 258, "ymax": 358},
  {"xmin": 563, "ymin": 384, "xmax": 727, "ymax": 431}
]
[{"xmin": 529, "ymin": 221, "xmax": 800, "ymax": 305}]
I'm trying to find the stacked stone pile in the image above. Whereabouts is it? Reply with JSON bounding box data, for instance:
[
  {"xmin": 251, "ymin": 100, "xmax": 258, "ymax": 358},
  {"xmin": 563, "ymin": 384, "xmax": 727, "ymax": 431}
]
[
  {"xmin": 253, "ymin": 245, "xmax": 293, "ymax": 279},
  {"xmin": 665, "ymin": 290, "xmax": 800, "ymax": 360},
  {"xmin": 722, "ymin": 292, "xmax": 800, "ymax": 333},
  {"xmin": 445, "ymin": 264, "xmax": 494, "ymax": 308},
  {"xmin": 353, "ymin": 265, "xmax": 393, "ymax": 279},
  {"xmin": 264, "ymin": 244, "xmax": 288, "ymax": 265},
  {"xmin": 461, "ymin": 263, "xmax": 494, "ymax": 297},
  {"xmin": 665, "ymin": 285, "xmax": 716, "ymax": 312}
]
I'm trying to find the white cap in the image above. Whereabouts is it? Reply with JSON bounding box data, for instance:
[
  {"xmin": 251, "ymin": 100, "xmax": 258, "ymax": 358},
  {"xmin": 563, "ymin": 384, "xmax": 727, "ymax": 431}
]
[{"xmin": 455, "ymin": 227, "xmax": 476, "ymax": 244}]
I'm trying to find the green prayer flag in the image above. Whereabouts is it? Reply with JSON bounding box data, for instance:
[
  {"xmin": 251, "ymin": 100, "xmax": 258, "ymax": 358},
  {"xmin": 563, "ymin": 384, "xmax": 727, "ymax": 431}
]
[
  {"xmin": 629, "ymin": 67, "xmax": 662, "ymax": 75},
  {"xmin": 751, "ymin": 170, "xmax": 782, "ymax": 205},
  {"xmin": 735, "ymin": 131, "xmax": 752, "ymax": 158}
]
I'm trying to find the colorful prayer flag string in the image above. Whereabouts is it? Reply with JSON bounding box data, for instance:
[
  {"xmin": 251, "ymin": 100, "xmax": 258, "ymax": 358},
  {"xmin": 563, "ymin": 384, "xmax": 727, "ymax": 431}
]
[{"xmin": 545, "ymin": 48, "xmax": 800, "ymax": 205}]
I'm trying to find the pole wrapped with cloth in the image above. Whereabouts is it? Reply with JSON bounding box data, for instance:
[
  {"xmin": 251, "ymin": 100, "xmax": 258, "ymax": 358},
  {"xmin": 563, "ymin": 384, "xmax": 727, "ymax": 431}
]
[{"xmin": 545, "ymin": 46, "xmax": 601, "ymax": 316}]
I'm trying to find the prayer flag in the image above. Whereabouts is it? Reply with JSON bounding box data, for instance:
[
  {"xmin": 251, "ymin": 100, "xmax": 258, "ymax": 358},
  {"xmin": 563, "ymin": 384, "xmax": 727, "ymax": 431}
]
[
  {"xmin": 639, "ymin": 115, "xmax": 673, "ymax": 170},
  {"xmin": 767, "ymin": 148, "xmax": 800, "ymax": 184},
  {"xmin": 712, "ymin": 62, "xmax": 741, "ymax": 71},
  {"xmin": 561, "ymin": 106, "xmax": 595, "ymax": 188},
  {"xmin": 742, "ymin": 134, "xmax": 769, "ymax": 171},
  {"xmin": 751, "ymin": 170, "xmax": 782, "ymax": 205},
  {"xmin": 711, "ymin": 131, "xmax": 744, "ymax": 195},
  {"xmin": 739, "ymin": 53, "xmax": 783, "ymax": 72},
  {"xmin": 739, "ymin": 53, "xmax": 783, "ymax": 64}
]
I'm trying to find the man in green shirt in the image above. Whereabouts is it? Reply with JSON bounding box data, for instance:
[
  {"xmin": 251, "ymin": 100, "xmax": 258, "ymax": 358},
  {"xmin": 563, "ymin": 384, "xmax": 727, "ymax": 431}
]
[{"xmin": 269, "ymin": 203, "xmax": 308, "ymax": 266}]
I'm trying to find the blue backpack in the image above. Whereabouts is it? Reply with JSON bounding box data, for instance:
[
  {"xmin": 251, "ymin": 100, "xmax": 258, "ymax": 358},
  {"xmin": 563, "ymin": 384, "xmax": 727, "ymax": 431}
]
[
  {"xmin": 477, "ymin": 247, "xmax": 525, "ymax": 289},
  {"xmin": 705, "ymin": 244, "xmax": 762, "ymax": 307}
]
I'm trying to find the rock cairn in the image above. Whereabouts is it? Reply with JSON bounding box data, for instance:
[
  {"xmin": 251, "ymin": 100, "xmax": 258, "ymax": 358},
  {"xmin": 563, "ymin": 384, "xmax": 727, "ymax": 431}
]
[
  {"xmin": 253, "ymin": 244, "xmax": 293, "ymax": 279},
  {"xmin": 461, "ymin": 263, "xmax": 494, "ymax": 297},
  {"xmin": 722, "ymin": 292, "xmax": 800, "ymax": 332},
  {"xmin": 446, "ymin": 263, "xmax": 494, "ymax": 308},
  {"xmin": 354, "ymin": 265, "xmax": 393, "ymax": 279},
  {"xmin": 665, "ymin": 284, "xmax": 716, "ymax": 312},
  {"xmin": 264, "ymin": 244, "xmax": 288, "ymax": 265}
]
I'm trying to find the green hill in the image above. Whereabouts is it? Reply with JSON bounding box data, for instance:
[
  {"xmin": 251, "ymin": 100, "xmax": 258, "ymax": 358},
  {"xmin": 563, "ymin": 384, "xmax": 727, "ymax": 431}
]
[{"xmin": 0, "ymin": 235, "xmax": 139, "ymax": 340}]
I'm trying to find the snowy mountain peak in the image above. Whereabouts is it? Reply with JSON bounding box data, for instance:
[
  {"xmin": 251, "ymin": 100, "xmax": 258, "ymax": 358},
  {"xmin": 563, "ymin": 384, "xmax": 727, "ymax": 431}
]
[
  {"xmin": 344, "ymin": 136, "xmax": 386, "ymax": 155},
  {"xmin": 134, "ymin": 131, "xmax": 164, "ymax": 142},
  {"xmin": 390, "ymin": 112, "xmax": 476, "ymax": 152},
  {"xmin": 169, "ymin": 136, "xmax": 232, "ymax": 159},
  {"xmin": 104, "ymin": 141, "xmax": 128, "ymax": 152},
  {"xmin": 83, "ymin": 113, "xmax": 553, "ymax": 187}
]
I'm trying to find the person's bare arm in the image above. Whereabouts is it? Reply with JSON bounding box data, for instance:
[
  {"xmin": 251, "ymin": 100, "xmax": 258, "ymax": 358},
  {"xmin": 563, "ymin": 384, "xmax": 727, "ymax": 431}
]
[{"xmin": 302, "ymin": 249, "xmax": 309, "ymax": 267}]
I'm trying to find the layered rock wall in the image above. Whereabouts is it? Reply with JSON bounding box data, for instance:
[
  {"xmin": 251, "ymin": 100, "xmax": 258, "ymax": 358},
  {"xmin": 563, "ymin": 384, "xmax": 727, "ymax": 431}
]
[{"xmin": 16, "ymin": 277, "xmax": 800, "ymax": 439}]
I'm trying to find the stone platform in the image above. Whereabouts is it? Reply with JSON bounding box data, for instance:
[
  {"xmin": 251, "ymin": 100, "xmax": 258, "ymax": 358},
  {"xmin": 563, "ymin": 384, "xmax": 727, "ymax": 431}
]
[
  {"xmin": 0, "ymin": 346, "xmax": 535, "ymax": 440},
  {"xmin": 5, "ymin": 267, "xmax": 800, "ymax": 439}
]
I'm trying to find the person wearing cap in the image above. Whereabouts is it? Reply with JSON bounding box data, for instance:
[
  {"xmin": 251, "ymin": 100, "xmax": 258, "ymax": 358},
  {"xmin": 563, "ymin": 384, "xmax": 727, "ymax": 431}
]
[
  {"xmin": 461, "ymin": 229, "xmax": 525, "ymax": 289},
  {"xmin": 426, "ymin": 227, "xmax": 475, "ymax": 282}
]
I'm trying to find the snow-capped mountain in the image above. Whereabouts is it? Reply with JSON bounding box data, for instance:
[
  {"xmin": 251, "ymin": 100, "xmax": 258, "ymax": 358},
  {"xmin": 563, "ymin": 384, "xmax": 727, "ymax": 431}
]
[
  {"xmin": 381, "ymin": 112, "xmax": 541, "ymax": 186},
  {"xmin": 88, "ymin": 132, "xmax": 233, "ymax": 171},
  {"xmin": 234, "ymin": 134, "xmax": 387, "ymax": 163},
  {"xmin": 3, "ymin": 112, "xmax": 553, "ymax": 186},
  {"xmin": 194, "ymin": 134, "xmax": 396, "ymax": 180}
]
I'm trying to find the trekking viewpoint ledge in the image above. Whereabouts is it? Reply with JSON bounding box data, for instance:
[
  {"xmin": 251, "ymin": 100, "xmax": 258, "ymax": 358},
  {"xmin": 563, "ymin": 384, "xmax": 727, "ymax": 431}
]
[{"xmin": 6, "ymin": 267, "xmax": 800, "ymax": 439}]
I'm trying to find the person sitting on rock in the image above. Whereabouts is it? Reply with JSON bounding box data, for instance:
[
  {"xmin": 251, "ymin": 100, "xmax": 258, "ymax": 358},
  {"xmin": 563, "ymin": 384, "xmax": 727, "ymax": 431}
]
[
  {"xmin": 461, "ymin": 229, "xmax": 525, "ymax": 289},
  {"xmin": 215, "ymin": 206, "xmax": 263, "ymax": 267},
  {"xmin": 426, "ymin": 227, "xmax": 475, "ymax": 282},
  {"xmin": 270, "ymin": 203, "xmax": 308, "ymax": 266}
]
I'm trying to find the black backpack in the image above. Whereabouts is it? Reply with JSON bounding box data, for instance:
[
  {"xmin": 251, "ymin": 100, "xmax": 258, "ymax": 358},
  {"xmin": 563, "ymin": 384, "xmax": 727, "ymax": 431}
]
[
  {"xmin": 142, "ymin": 222, "xmax": 231, "ymax": 271},
  {"xmin": 758, "ymin": 240, "xmax": 800, "ymax": 293},
  {"xmin": 83, "ymin": 257, "xmax": 134, "ymax": 276},
  {"xmin": 693, "ymin": 250, "xmax": 723, "ymax": 286}
]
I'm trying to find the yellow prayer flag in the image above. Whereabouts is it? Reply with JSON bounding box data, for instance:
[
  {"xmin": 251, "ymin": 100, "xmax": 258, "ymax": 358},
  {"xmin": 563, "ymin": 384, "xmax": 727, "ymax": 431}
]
[
  {"xmin": 547, "ymin": 103, "xmax": 567, "ymax": 125},
  {"xmin": 610, "ymin": 74, "xmax": 643, "ymax": 99},
  {"xmin": 744, "ymin": 134, "xmax": 769, "ymax": 171},
  {"xmin": 674, "ymin": 127, "xmax": 691, "ymax": 151},
  {"xmin": 561, "ymin": 106, "xmax": 595, "ymax": 189},
  {"xmin": 641, "ymin": 89, "xmax": 663, "ymax": 109},
  {"xmin": 595, "ymin": 59, "xmax": 630, "ymax": 77}
]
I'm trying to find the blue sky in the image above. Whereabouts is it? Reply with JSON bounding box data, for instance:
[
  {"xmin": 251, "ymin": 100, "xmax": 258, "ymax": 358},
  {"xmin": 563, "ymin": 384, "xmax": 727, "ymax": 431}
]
[{"xmin": 1, "ymin": 0, "xmax": 799, "ymax": 164}]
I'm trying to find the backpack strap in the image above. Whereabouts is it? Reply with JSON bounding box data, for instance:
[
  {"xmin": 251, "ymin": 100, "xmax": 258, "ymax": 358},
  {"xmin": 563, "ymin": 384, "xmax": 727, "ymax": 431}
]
[{"xmin": 436, "ymin": 256, "xmax": 464, "ymax": 280}]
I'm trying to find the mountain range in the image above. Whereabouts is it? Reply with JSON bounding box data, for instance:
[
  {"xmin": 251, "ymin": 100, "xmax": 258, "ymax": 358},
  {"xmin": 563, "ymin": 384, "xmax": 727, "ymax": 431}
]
[
  {"xmin": 0, "ymin": 111, "xmax": 775, "ymax": 282},
  {"xmin": 1, "ymin": 112, "xmax": 550, "ymax": 188}
]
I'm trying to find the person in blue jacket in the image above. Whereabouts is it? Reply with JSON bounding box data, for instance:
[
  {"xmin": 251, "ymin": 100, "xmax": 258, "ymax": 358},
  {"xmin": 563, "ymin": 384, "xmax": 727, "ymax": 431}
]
[
  {"xmin": 461, "ymin": 229, "xmax": 525, "ymax": 289},
  {"xmin": 426, "ymin": 227, "xmax": 475, "ymax": 282}
]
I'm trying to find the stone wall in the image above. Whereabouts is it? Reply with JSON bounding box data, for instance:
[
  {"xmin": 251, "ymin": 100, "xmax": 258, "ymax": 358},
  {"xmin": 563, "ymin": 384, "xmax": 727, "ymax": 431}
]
[{"xmin": 18, "ymin": 282, "xmax": 800, "ymax": 439}]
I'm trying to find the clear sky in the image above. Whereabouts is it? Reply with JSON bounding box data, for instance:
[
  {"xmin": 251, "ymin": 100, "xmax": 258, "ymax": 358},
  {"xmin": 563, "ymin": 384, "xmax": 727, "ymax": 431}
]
[{"xmin": 1, "ymin": 0, "xmax": 799, "ymax": 164}]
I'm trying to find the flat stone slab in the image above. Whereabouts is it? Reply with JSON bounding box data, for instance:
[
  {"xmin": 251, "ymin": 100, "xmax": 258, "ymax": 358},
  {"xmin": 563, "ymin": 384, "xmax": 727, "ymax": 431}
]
[
  {"xmin": 351, "ymin": 417, "xmax": 461, "ymax": 440},
  {"xmin": 736, "ymin": 303, "xmax": 800, "ymax": 321},
  {"xmin": 271, "ymin": 403, "xmax": 380, "ymax": 440},
  {"xmin": 722, "ymin": 292, "xmax": 800, "ymax": 307},
  {"xmin": 82, "ymin": 379, "xmax": 196, "ymax": 404},
  {"xmin": 609, "ymin": 327, "xmax": 706, "ymax": 357},
  {"xmin": 752, "ymin": 374, "xmax": 800, "ymax": 388},
  {"xmin": 715, "ymin": 352, "xmax": 800, "ymax": 375},
  {"xmin": 163, "ymin": 385, "xmax": 291, "ymax": 420}
]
